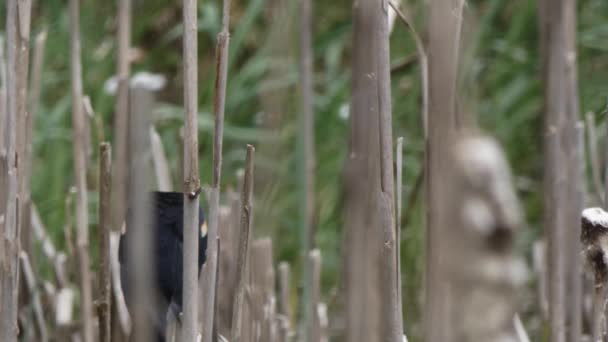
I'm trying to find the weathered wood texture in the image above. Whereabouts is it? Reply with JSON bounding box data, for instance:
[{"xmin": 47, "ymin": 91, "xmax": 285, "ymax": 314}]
[
  {"xmin": 442, "ymin": 136, "xmax": 526, "ymax": 342},
  {"xmin": 98, "ymin": 143, "xmax": 112, "ymax": 342},
  {"xmin": 182, "ymin": 0, "xmax": 201, "ymax": 340}
]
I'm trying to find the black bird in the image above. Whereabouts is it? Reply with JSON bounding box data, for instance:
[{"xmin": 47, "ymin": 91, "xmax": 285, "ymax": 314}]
[{"xmin": 118, "ymin": 191, "xmax": 208, "ymax": 341}]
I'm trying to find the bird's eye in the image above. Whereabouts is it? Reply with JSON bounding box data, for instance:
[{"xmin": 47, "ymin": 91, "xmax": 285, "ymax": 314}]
[{"xmin": 200, "ymin": 222, "xmax": 208, "ymax": 237}]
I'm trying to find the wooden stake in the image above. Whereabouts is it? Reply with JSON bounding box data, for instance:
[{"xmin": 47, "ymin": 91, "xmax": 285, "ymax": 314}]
[
  {"xmin": 308, "ymin": 249, "xmax": 321, "ymax": 342},
  {"xmin": 128, "ymin": 87, "xmax": 154, "ymax": 342},
  {"xmin": 201, "ymin": 0, "xmax": 231, "ymax": 339},
  {"xmin": 395, "ymin": 136, "xmax": 404, "ymax": 325},
  {"xmin": 20, "ymin": 252, "xmax": 48, "ymax": 342},
  {"xmin": 231, "ymin": 145, "xmax": 255, "ymax": 342},
  {"xmin": 112, "ymin": 0, "xmax": 131, "ymax": 235},
  {"xmin": 278, "ymin": 261, "xmax": 291, "ymax": 333},
  {"xmin": 0, "ymin": 0, "xmax": 30, "ymax": 338},
  {"xmin": 68, "ymin": 0, "xmax": 93, "ymax": 340},
  {"xmin": 299, "ymin": 0, "xmax": 316, "ymax": 338},
  {"xmin": 97, "ymin": 142, "xmax": 112, "ymax": 342},
  {"xmin": 149, "ymin": 126, "xmax": 172, "ymax": 191},
  {"xmin": 425, "ymin": 0, "xmax": 462, "ymax": 339},
  {"xmin": 182, "ymin": 0, "xmax": 201, "ymax": 340}
]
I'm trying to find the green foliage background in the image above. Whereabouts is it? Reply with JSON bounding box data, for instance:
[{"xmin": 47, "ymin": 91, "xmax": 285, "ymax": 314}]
[{"xmin": 4, "ymin": 0, "xmax": 607, "ymax": 340}]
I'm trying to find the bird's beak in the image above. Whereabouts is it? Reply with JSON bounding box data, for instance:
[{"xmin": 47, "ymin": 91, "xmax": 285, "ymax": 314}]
[{"xmin": 200, "ymin": 222, "xmax": 208, "ymax": 237}]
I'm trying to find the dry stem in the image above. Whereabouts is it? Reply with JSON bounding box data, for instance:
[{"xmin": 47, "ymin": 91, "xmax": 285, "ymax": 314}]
[
  {"xmin": 97, "ymin": 142, "xmax": 112, "ymax": 342},
  {"xmin": 69, "ymin": 0, "xmax": 93, "ymax": 340},
  {"xmin": 231, "ymin": 145, "xmax": 255, "ymax": 342},
  {"xmin": 182, "ymin": 0, "xmax": 201, "ymax": 340},
  {"xmin": 201, "ymin": 0, "xmax": 231, "ymax": 340}
]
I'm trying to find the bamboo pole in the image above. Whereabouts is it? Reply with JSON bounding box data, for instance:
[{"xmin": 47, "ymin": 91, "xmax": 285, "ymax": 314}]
[
  {"xmin": 20, "ymin": 251, "xmax": 48, "ymax": 342},
  {"xmin": 0, "ymin": 36, "xmax": 6, "ymax": 153},
  {"xmin": 68, "ymin": 0, "xmax": 94, "ymax": 340},
  {"xmin": 395, "ymin": 136, "xmax": 403, "ymax": 324},
  {"xmin": 0, "ymin": 0, "xmax": 29, "ymax": 338},
  {"xmin": 218, "ymin": 198, "xmax": 240, "ymax": 335},
  {"xmin": 20, "ymin": 30, "xmax": 46, "ymax": 262},
  {"xmin": 150, "ymin": 126, "xmax": 172, "ymax": 191},
  {"xmin": 299, "ymin": 0, "xmax": 316, "ymax": 338},
  {"xmin": 231, "ymin": 145, "xmax": 255, "ymax": 342},
  {"xmin": 128, "ymin": 87, "xmax": 154, "ymax": 342},
  {"xmin": 112, "ymin": 0, "xmax": 131, "ymax": 234},
  {"xmin": 182, "ymin": 0, "xmax": 202, "ymax": 340},
  {"xmin": 308, "ymin": 249, "xmax": 321, "ymax": 342},
  {"xmin": 98, "ymin": 142, "xmax": 112, "ymax": 342},
  {"xmin": 15, "ymin": 0, "xmax": 32, "ymax": 258},
  {"xmin": 374, "ymin": 0, "xmax": 403, "ymax": 340},
  {"xmin": 278, "ymin": 261, "xmax": 291, "ymax": 334},
  {"xmin": 541, "ymin": 0, "xmax": 580, "ymax": 340},
  {"xmin": 425, "ymin": 0, "xmax": 462, "ymax": 339},
  {"xmin": 201, "ymin": 0, "xmax": 231, "ymax": 340}
]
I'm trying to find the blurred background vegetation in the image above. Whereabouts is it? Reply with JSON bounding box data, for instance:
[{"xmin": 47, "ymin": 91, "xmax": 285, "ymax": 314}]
[{"xmin": 3, "ymin": 0, "xmax": 607, "ymax": 340}]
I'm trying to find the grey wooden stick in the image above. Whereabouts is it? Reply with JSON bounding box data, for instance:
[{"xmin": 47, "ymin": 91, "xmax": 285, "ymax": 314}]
[
  {"xmin": 231, "ymin": 145, "xmax": 256, "ymax": 342},
  {"xmin": 98, "ymin": 142, "xmax": 112, "ymax": 342}
]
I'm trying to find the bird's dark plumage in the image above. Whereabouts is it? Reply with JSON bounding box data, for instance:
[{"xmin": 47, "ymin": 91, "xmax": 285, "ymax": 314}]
[{"xmin": 118, "ymin": 191, "xmax": 207, "ymax": 341}]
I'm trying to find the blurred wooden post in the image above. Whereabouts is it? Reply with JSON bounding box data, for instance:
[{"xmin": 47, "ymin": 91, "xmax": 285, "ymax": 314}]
[
  {"xmin": 128, "ymin": 87, "xmax": 154, "ymax": 342},
  {"xmin": 231, "ymin": 145, "xmax": 255, "ymax": 342},
  {"xmin": 218, "ymin": 199, "xmax": 239, "ymax": 336},
  {"xmin": 112, "ymin": 0, "xmax": 131, "ymax": 233},
  {"xmin": 15, "ymin": 0, "xmax": 32, "ymax": 262},
  {"xmin": 425, "ymin": 0, "xmax": 462, "ymax": 339},
  {"xmin": 343, "ymin": 1, "xmax": 403, "ymax": 341},
  {"xmin": 541, "ymin": 0, "xmax": 582, "ymax": 340},
  {"xmin": 98, "ymin": 142, "xmax": 112, "ymax": 342},
  {"xmin": 20, "ymin": 252, "xmax": 48, "ymax": 342},
  {"xmin": 567, "ymin": 123, "xmax": 584, "ymax": 342},
  {"xmin": 0, "ymin": 36, "xmax": 5, "ymax": 150},
  {"xmin": 182, "ymin": 0, "xmax": 202, "ymax": 340},
  {"xmin": 0, "ymin": 0, "xmax": 29, "ymax": 339},
  {"xmin": 564, "ymin": 0, "xmax": 583, "ymax": 337},
  {"xmin": 308, "ymin": 249, "xmax": 321, "ymax": 342},
  {"xmin": 201, "ymin": 0, "xmax": 231, "ymax": 340},
  {"xmin": 299, "ymin": 0, "xmax": 316, "ymax": 337},
  {"xmin": 278, "ymin": 261, "xmax": 291, "ymax": 338},
  {"xmin": 442, "ymin": 136, "xmax": 527, "ymax": 341},
  {"xmin": 150, "ymin": 126, "xmax": 173, "ymax": 191},
  {"xmin": 68, "ymin": 0, "xmax": 94, "ymax": 340},
  {"xmin": 395, "ymin": 136, "xmax": 404, "ymax": 322},
  {"xmin": 20, "ymin": 29, "xmax": 45, "ymax": 261},
  {"xmin": 111, "ymin": 2, "xmax": 131, "ymax": 334},
  {"xmin": 252, "ymin": 238, "xmax": 276, "ymax": 342}
]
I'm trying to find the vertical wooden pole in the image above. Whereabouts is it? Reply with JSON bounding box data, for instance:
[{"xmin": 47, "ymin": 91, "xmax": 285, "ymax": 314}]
[
  {"xmin": 112, "ymin": 0, "xmax": 131, "ymax": 234},
  {"xmin": 68, "ymin": 0, "xmax": 93, "ymax": 340},
  {"xmin": 425, "ymin": 0, "xmax": 461, "ymax": 339},
  {"xmin": 201, "ymin": 0, "xmax": 231, "ymax": 340},
  {"xmin": 299, "ymin": 0, "xmax": 316, "ymax": 335},
  {"xmin": 231, "ymin": 145, "xmax": 255, "ymax": 342},
  {"xmin": 98, "ymin": 143, "xmax": 112, "ymax": 342},
  {"xmin": 182, "ymin": 0, "xmax": 201, "ymax": 340},
  {"xmin": 128, "ymin": 87, "xmax": 154, "ymax": 342}
]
